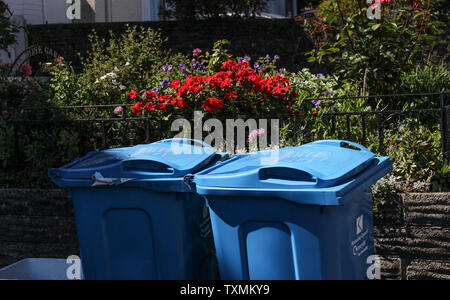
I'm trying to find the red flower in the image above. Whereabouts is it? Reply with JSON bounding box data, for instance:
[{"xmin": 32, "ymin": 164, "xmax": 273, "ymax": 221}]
[
  {"xmin": 145, "ymin": 91, "xmax": 157, "ymax": 101},
  {"xmin": 157, "ymin": 94, "xmax": 172, "ymax": 104},
  {"xmin": 171, "ymin": 97, "xmax": 188, "ymax": 108},
  {"xmin": 177, "ymin": 75, "xmax": 205, "ymax": 98},
  {"xmin": 133, "ymin": 102, "xmax": 145, "ymax": 115},
  {"xmin": 19, "ymin": 64, "xmax": 32, "ymax": 76},
  {"xmin": 208, "ymin": 71, "xmax": 233, "ymax": 89},
  {"xmin": 158, "ymin": 104, "xmax": 167, "ymax": 113},
  {"xmin": 203, "ymin": 98, "xmax": 224, "ymax": 112},
  {"xmin": 221, "ymin": 60, "xmax": 239, "ymax": 70},
  {"xmin": 146, "ymin": 102, "xmax": 156, "ymax": 111},
  {"xmin": 224, "ymin": 91, "xmax": 237, "ymax": 100},
  {"xmin": 170, "ymin": 80, "xmax": 181, "ymax": 89},
  {"xmin": 239, "ymin": 62, "xmax": 250, "ymax": 69},
  {"xmin": 128, "ymin": 90, "xmax": 139, "ymax": 100}
]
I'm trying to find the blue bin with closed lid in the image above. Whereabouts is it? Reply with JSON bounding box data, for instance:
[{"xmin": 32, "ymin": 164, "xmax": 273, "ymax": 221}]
[
  {"xmin": 49, "ymin": 138, "xmax": 226, "ymax": 280},
  {"xmin": 193, "ymin": 140, "xmax": 393, "ymax": 280}
]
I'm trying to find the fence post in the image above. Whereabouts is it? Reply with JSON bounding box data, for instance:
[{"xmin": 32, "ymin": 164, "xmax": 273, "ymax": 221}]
[
  {"xmin": 444, "ymin": 105, "xmax": 449, "ymax": 161},
  {"xmin": 440, "ymin": 92, "xmax": 449, "ymax": 161}
]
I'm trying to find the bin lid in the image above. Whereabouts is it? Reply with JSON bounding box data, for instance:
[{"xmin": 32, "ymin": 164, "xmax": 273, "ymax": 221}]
[
  {"xmin": 49, "ymin": 139, "xmax": 221, "ymax": 183},
  {"xmin": 193, "ymin": 140, "xmax": 392, "ymax": 205}
]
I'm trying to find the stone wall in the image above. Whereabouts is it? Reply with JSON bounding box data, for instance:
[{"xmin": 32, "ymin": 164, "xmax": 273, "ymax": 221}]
[
  {"xmin": 27, "ymin": 19, "xmax": 320, "ymax": 73},
  {"xmin": 0, "ymin": 189, "xmax": 449, "ymax": 279},
  {"xmin": 0, "ymin": 189, "xmax": 79, "ymax": 268},
  {"xmin": 374, "ymin": 193, "xmax": 450, "ymax": 280}
]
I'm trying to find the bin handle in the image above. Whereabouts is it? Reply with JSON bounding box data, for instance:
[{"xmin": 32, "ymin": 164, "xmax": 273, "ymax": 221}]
[
  {"xmin": 122, "ymin": 156, "xmax": 177, "ymax": 174},
  {"xmin": 308, "ymin": 140, "xmax": 371, "ymax": 153},
  {"xmin": 258, "ymin": 165, "xmax": 319, "ymax": 184},
  {"xmin": 157, "ymin": 138, "xmax": 214, "ymax": 150}
]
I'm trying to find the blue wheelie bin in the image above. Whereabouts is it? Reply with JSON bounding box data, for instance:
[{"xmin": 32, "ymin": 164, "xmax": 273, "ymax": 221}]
[
  {"xmin": 193, "ymin": 140, "xmax": 392, "ymax": 280},
  {"xmin": 49, "ymin": 138, "xmax": 225, "ymax": 280}
]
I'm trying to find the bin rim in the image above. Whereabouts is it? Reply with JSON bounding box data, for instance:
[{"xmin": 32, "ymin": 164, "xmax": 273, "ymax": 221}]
[
  {"xmin": 194, "ymin": 156, "xmax": 392, "ymax": 206},
  {"xmin": 49, "ymin": 139, "xmax": 228, "ymax": 190}
]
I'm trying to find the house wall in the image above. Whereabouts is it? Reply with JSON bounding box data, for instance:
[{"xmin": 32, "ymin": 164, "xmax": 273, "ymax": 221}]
[
  {"xmin": 6, "ymin": 0, "xmax": 44, "ymax": 25},
  {"xmin": 5, "ymin": 0, "xmax": 71, "ymax": 24},
  {"xmin": 87, "ymin": 0, "xmax": 144, "ymax": 23}
]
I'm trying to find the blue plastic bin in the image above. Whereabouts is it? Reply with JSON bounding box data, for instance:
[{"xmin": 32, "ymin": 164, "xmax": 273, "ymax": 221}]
[
  {"xmin": 0, "ymin": 259, "xmax": 84, "ymax": 280},
  {"xmin": 49, "ymin": 138, "xmax": 226, "ymax": 280},
  {"xmin": 193, "ymin": 140, "xmax": 392, "ymax": 280}
]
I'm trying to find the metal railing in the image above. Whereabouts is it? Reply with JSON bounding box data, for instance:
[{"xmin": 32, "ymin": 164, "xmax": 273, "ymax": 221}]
[{"xmin": 1, "ymin": 91, "xmax": 448, "ymax": 187}]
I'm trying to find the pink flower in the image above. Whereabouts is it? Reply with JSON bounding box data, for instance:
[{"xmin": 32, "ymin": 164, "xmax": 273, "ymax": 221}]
[
  {"xmin": 19, "ymin": 64, "xmax": 32, "ymax": 76},
  {"xmin": 113, "ymin": 106, "xmax": 123, "ymax": 115},
  {"xmin": 193, "ymin": 48, "xmax": 202, "ymax": 57},
  {"xmin": 248, "ymin": 129, "xmax": 265, "ymax": 143}
]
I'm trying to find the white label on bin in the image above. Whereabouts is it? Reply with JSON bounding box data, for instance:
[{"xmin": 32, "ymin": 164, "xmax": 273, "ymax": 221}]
[
  {"xmin": 356, "ymin": 215, "xmax": 364, "ymax": 235},
  {"xmin": 352, "ymin": 215, "xmax": 369, "ymax": 257},
  {"xmin": 91, "ymin": 172, "xmax": 135, "ymax": 187}
]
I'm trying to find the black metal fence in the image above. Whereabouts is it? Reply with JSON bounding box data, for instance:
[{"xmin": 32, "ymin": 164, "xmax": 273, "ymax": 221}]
[{"xmin": 1, "ymin": 92, "xmax": 449, "ymax": 188}]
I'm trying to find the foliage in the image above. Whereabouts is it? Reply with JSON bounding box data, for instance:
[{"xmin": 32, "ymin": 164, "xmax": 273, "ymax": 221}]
[
  {"xmin": 371, "ymin": 174, "xmax": 399, "ymax": 209},
  {"xmin": 304, "ymin": 0, "xmax": 446, "ymax": 97},
  {"xmin": 161, "ymin": 0, "xmax": 269, "ymax": 20},
  {"xmin": 0, "ymin": 1, "xmax": 21, "ymax": 56},
  {"xmin": 385, "ymin": 120, "xmax": 448, "ymax": 191},
  {"xmin": 397, "ymin": 58, "xmax": 450, "ymax": 95},
  {"xmin": 4, "ymin": 28, "xmax": 448, "ymax": 194},
  {"xmin": 44, "ymin": 25, "xmax": 188, "ymax": 107},
  {"xmin": 0, "ymin": 71, "xmax": 86, "ymax": 188}
]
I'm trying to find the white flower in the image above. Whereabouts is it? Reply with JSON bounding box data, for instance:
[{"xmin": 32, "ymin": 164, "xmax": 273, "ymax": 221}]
[
  {"xmin": 125, "ymin": 62, "xmax": 130, "ymax": 66},
  {"xmin": 106, "ymin": 72, "xmax": 117, "ymax": 79}
]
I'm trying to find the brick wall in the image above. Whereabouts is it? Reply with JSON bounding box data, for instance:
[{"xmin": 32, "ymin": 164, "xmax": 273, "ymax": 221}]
[
  {"xmin": 0, "ymin": 189, "xmax": 449, "ymax": 279},
  {"xmin": 374, "ymin": 193, "xmax": 450, "ymax": 280},
  {"xmin": 0, "ymin": 189, "xmax": 79, "ymax": 268},
  {"xmin": 27, "ymin": 19, "xmax": 321, "ymax": 73}
]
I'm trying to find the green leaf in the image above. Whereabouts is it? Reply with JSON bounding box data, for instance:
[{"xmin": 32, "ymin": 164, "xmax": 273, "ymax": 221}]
[{"xmin": 371, "ymin": 24, "xmax": 381, "ymax": 31}]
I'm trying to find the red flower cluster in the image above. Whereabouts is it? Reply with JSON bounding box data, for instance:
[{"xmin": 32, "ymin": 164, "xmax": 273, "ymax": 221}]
[
  {"xmin": 177, "ymin": 75, "xmax": 205, "ymax": 98},
  {"xmin": 129, "ymin": 89, "xmax": 187, "ymax": 114},
  {"xmin": 128, "ymin": 90, "xmax": 139, "ymax": 100},
  {"xmin": 203, "ymin": 98, "xmax": 224, "ymax": 112},
  {"xmin": 133, "ymin": 102, "xmax": 145, "ymax": 115},
  {"xmin": 129, "ymin": 60, "xmax": 297, "ymax": 115}
]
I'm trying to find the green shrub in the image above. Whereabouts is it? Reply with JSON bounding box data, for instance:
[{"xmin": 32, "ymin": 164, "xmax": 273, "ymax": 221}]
[
  {"xmin": 305, "ymin": 0, "xmax": 446, "ymax": 97},
  {"xmin": 385, "ymin": 120, "xmax": 448, "ymax": 191},
  {"xmin": 44, "ymin": 25, "xmax": 188, "ymax": 107},
  {"xmin": 0, "ymin": 75, "xmax": 86, "ymax": 188},
  {"xmin": 397, "ymin": 59, "xmax": 450, "ymax": 94}
]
